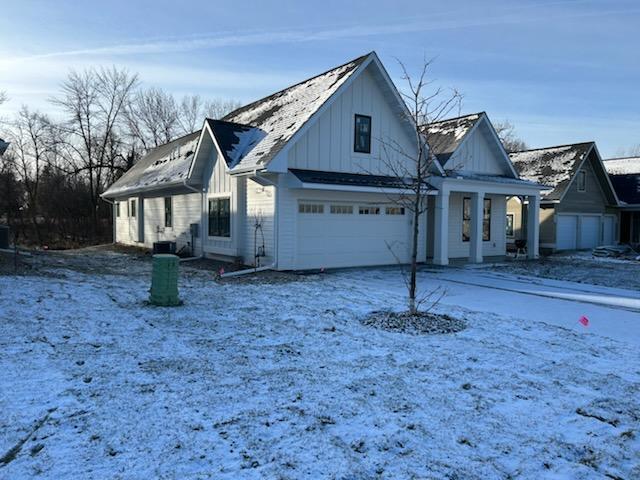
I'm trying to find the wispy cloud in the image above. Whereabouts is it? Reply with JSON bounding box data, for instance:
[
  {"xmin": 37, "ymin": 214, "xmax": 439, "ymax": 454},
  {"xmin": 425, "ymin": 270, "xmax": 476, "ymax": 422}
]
[{"xmin": 2, "ymin": 1, "xmax": 637, "ymax": 63}]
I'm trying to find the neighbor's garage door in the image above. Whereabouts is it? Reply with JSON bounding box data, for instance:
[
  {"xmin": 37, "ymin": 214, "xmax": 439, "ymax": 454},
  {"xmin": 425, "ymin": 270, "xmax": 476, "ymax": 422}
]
[
  {"xmin": 602, "ymin": 215, "xmax": 615, "ymax": 246},
  {"xmin": 556, "ymin": 215, "xmax": 578, "ymax": 250},
  {"xmin": 579, "ymin": 215, "xmax": 600, "ymax": 249},
  {"xmin": 296, "ymin": 201, "xmax": 411, "ymax": 269}
]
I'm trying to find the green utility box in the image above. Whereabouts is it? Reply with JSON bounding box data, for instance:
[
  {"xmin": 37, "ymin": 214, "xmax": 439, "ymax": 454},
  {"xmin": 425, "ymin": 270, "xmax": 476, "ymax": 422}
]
[{"xmin": 149, "ymin": 254, "xmax": 181, "ymax": 306}]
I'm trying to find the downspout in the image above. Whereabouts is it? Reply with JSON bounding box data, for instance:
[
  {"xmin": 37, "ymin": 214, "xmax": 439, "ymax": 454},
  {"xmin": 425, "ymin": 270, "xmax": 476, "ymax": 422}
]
[
  {"xmin": 254, "ymin": 169, "xmax": 279, "ymax": 271},
  {"xmin": 183, "ymin": 180, "xmax": 205, "ymax": 259}
]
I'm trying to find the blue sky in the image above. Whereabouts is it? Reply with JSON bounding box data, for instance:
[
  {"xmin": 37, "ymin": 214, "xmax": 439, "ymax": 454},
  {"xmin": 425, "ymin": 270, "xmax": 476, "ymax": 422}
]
[{"xmin": 1, "ymin": 0, "xmax": 638, "ymax": 156}]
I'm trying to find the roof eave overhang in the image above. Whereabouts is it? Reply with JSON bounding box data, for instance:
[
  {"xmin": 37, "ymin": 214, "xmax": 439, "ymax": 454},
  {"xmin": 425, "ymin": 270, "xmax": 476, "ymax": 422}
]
[
  {"xmin": 296, "ymin": 181, "xmax": 436, "ymax": 195},
  {"xmin": 101, "ymin": 180, "xmax": 203, "ymax": 199}
]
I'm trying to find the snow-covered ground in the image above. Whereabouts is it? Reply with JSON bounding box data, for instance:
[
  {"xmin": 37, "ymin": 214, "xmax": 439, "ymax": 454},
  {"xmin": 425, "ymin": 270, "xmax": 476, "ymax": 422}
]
[{"xmin": 1, "ymin": 250, "xmax": 639, "ymax": 479}]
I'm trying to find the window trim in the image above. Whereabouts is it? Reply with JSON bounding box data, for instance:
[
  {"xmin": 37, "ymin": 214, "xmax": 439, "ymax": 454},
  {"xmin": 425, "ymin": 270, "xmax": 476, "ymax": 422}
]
[
  {"xmin": 577, "ymin": 170, "xmax": 586, "ymax": 192},
  {"xmin": 506, "ymin": 213, "xmax": 514, "ymax": 237},
  {"xmin": 353, "ymin": 114, "xmax": 372, "ymax": 154},
  {"xmin": 462, "ymin": 197, "xmax": 491, "ymax": 242},
  {"xmin": 115, "ymin": 202, "xmax": 120, "ymax": 218},
  {"xmin": 164, "ymin": 197, "xmax": 172, "ymax": 228},
  {"xmin": 207, "ymin": 195, "xmax": 232, "ymax": 239},
  {"xmin": 130, "ymin": 199, "xmax": 136, "ymax": 218}
]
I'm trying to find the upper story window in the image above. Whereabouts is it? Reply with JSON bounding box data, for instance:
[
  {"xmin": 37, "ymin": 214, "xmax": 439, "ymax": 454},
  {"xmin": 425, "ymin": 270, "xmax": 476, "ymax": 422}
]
[
  {"xmin": 577, "ymin": 170, "xmax": 586, "ymax": 192},
  {"xmin": 354, "ymin": 114, "xmax": 371, "ymax": 154}
]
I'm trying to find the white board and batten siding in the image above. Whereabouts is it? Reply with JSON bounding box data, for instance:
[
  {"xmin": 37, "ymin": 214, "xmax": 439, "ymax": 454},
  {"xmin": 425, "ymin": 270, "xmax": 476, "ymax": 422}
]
[
  {"xmin": 287, "ymin": 66, "xmax": 415, "ymax": 176},
  {"xmin": 241, "ymin": 179, "xmax": 276, "ymax": 267},
  {"xmin": 448, "ymin": 121, "xmax": 509, "ymax": 176},
  {"xmin": 447, "ymin": 192, "xmax": 507, "ymax": 259}
]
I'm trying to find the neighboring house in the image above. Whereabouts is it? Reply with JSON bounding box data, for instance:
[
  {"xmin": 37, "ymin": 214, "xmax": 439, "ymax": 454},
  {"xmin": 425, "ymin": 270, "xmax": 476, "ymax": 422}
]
[
  {"xmin": 509, "ymin": 142, "xmax": 619, "ymax": 252},
  {"xmin": 604, "ymin": 156, "xmax": 640, "ymax": 245},
  {"xmin": 102, "ymin": 53, "xmax": 542, "ymax": 270},
  {"xmin": 0, "ymin": 138, "xmax": 9, "ymax": 156}
]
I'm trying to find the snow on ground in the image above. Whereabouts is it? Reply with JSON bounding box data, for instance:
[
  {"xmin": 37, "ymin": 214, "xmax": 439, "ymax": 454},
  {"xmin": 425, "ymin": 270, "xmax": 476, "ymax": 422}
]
[
  {"xmin": 487, "ymin": 252, "xmax": 640, "ymax": 292},
  {"xmin": 1, "ymin": 251, "xmax": 639, "ymax": 479}
]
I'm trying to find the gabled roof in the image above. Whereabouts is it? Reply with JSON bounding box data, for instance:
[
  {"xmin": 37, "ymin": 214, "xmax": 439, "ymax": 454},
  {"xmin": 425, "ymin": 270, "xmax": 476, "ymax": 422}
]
[
  {"xmin": 509, "ymin": 142, "xmax": 594, "ymax": 201},
  {"xmin": 102, "ymin": 131, "xmax": 201, "ymax": 198},
  {"xmin": 205, "ymin": 118, "xmax": 266, "ymax": 168},
  {"xmin": 221, "ymin": 53, "xmax": 370, "ymax": 172},
  {"xmin": 604, "ymin": 157, "xmax": 640, "ymax": 205},
  {"xmin": 423, "ymin": 113, "xmax": 482, "ymax": 164}
]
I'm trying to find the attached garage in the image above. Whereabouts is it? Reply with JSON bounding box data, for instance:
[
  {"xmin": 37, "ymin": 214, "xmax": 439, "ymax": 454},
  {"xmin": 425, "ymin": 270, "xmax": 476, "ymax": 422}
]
[
  {"xmin": 578, "ymin": 215, "xmax": 600, "ymax": 249},
  {"xmin": 556, "ymin": 215, "xmax": 578, "ymax": 250},
  {"xmin": 295, "ymin": 199, "xmax": 414, "ymax": 270},
  {"xmin": 556, "ymin": 214, "xmax": 617, "ymax": 250},
  {"xmin": 602, "ymin": 215, "xmax": 616, "ymax": 246}
]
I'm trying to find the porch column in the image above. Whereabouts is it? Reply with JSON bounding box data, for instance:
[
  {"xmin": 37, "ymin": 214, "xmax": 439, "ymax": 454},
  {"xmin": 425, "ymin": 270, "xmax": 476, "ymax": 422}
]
[
  {"xmin": 469, "ymin": 192, "xmax": 484, "ymax": 263},
  {"xmin": 527, "ymin": 194, "xmax": 540, "ymax": 259},
  {"xmin": 433, "ymin": 191, "xmax": 450, "ymax": 265}
]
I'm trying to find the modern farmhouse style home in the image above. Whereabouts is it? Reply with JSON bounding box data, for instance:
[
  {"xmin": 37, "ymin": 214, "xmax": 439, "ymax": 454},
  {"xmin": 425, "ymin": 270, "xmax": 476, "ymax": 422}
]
[
  {"xmin": 508, "ymin": 142, "xmax": 619, "ymax": 252},
  {"xmin": 102, "ymin": 52, "xmax": 543, "ymax": 270}
]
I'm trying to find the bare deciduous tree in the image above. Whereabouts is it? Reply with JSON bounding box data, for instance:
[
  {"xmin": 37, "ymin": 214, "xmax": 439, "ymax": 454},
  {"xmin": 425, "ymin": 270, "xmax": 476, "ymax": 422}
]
[
  {"xmin": 51, "ymin": 66, "xmax": 139, "ymax": 234},
  {"xmin": 378, "ymin": 58, "xmax": 462, "ymax": 314},
  {"xmin": 177, "ymin": 95, "xmax": 242, "ymax": 134},
  {"xmin": 125, "ymin": 87, "xmax": 179, "ymax": 151},
  {"xmin": 494, "ymin": 120, "xmax": 528, "ymax": 153}
]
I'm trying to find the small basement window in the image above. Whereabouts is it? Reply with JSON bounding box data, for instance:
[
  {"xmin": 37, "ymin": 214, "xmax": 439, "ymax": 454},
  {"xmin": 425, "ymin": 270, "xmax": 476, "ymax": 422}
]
[
  {"xmin": 208, "ymin": 197, "xmax": 230, "ymax": 237},
  {"xmin": 385, "ymin": 206, "xmax": 405, "ymax": 215},
  {"xmin": 330, "ymin": 205, "xmax": 353, "ymax": 214},
  {"xmin": 164, "ymin": 197, "xmax": 172, "ymax": 228},
  {"xmin": 299, "ymin": 204, "xmax": 324, "ymax": 214},
  {"xmin": 506, "ymin": 213, "xmax": 514, "ymax": 237},
  {"xmin": 359, "ymin": 206, "xmax": 380, "ymax": 215},
  {"xmin": 130, "ymin": 199, "xmax": 136, "ymax": 218},
  {"xmin": 577, "ymin": 170, "xmax": 586, "ymax": 192},
  {"xmin": 354, "ymin": 114, "xmax": 371, "ymax": 153}
]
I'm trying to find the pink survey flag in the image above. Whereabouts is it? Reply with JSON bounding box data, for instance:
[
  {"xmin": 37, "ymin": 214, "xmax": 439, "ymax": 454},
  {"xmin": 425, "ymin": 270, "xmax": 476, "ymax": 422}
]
[
  {"xmin": 579, "ymin": 316, "xmax": 589, "ymax": 327},
  {"xmin": 219, "ymin": 267, "xmax": 225, "ymax": 276}
]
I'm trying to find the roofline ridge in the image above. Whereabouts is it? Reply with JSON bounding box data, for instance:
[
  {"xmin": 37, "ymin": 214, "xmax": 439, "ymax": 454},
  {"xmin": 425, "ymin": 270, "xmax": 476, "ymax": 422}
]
[
  {"xmin": 420, "ymin": 111, "xmax": 485, "ymax": 128},
  {"xmin": 604, "ymin": 155, "xmax": 640, "ymax": 161},
  {"xmin": 510, "ymin": 141, "xmax": 595, "ymax": 155},
  {"xmin": 222, "ymin": 52, "xmax": 372, "ymax": 122}
]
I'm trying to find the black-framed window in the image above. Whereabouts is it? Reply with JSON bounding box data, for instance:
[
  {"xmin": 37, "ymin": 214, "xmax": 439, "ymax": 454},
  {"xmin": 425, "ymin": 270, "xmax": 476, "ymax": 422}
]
[
  {"xmin": 208, "ymin": 197, "xmax": 230, "ymax": 237},
  {"xmin": 164, "ymin": 197, "xmax": 172, "ymax": 228},
  {"xmin": 577, "ymin": 170, "xmax": 586, "ymax": 192},
  {"xmin": 463, "ymin": 197, "xmax": 491, "ymax": 242},
  {"xmin": 506, "ymin": 213, "xmax": 514, "ymax": 237},
  {"xmin": 116, "ymin": 202, "xmax": 120, "ymax": 218},
  {"xmin": 354, "ymin": 114, "xmax": 371, "ymax": 153},
  {"xmin": 130, "ymin": 199, "xmax": 136, "ymax": 218}
]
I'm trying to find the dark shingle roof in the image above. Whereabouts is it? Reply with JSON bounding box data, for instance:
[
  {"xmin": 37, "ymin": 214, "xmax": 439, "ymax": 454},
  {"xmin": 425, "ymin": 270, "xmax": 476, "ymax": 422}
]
[
  {"xmin": 205, "ymin": 118, "xmax": 265, "ymax": 168},
  {"xmin": 605, "ymin": 157, "xmax": 640, "ymax": 205},
  {"xmin": 222, "ymin": 53, "xmax": 370, "ymax": 172},
  {"xmin": 103, "ymin": 131, "xmax": 201, "ymax": 198},
  {"xmin": 290, "ymin": 169, "xmax": 433, "ymax": 190},
  {"xmin": 422, "ymin": 113, "xmax": 483, "ymax": 165},
  {"xmin": 509, "ymin": 142, "xmax": 594, "ymax": 201}
]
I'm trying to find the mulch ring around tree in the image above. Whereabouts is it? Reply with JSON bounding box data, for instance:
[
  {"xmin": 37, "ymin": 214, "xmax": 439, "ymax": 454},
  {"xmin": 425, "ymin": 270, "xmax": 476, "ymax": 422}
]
[{"xmin": 361, "ymin": 310, "xmax": 466, "ymax": 335}]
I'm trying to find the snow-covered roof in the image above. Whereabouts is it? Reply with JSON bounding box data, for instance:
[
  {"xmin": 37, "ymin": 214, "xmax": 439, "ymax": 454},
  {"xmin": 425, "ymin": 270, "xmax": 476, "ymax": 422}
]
[
  {"xmin": 205, "ymin": 119, "xmax": 266, "ymax": 168},
  {"xmin": 222, "ymin": 53, "xmax": 369, "ymax": 172},
  {"xmin": 451, "ymin": 173, "xmax": 542, "ymax": 188},
  {"xmin": 604, "ymin": 157, "xmax": 640, "ymax": 176},
  {"xmin": 422, "ymin": 113, "xmax": 482, "ymax": 164},
  {"xmin": 103, "ymin": 131, "xmax": 201, "ymax": 198},
  {"xmin": 509, "ymin": 142, "xmax": 594, "ymax": 201}
]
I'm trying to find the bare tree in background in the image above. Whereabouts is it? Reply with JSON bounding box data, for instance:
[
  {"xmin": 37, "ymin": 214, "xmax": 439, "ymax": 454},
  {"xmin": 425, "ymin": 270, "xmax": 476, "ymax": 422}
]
[
  {"xmin": 178, "ymin": 95, "xmax": 242, "ymax": 134},
  {"xmin": 494, "ymin": 120, "xmax": 528, "ymax": 153},
  {"xmin": 204, "ymin": 98, "xmax": 243, "ymax": 121},
  {"xmin": 125, "ymin": 87, "xmax": 179, "ymax": 151},
  {"xmin": 379, "ymin": 58, "xmax": 462, "ymax": 314},
  {"xmin": 52, "ymin": 67, "xmax": 138, "ymax": 235},
  {"xmin": 4, "ymin": 107, "xmax": 58, "ymax": 243}
]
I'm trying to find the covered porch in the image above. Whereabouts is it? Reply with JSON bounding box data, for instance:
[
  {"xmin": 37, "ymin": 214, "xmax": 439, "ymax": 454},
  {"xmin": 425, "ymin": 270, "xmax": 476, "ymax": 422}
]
[{"xmin": 428, "ymin": 175, "xmax": 543, "ymax": 265}]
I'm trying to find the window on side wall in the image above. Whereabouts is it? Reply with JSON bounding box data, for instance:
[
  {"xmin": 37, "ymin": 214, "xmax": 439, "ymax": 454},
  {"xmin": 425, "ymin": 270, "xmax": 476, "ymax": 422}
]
[
  {"xmin": 164, "ymin": 197, "xmax": 172, "ymax": 228},
  {"xmin": 116, "ymin": 202, "xmax": 120, "ymax": 218},
  {"xmin": 462, "ymin": 197, "xmax": 491, "ymax": 242},
  {"xmin": 506, "ymin": 213, "xmax": 514, "ymax": 237},
  {"xmin": 577, "ymin": 170, "xmax": 586, "ymax": 192},
  {"xmin": 130, "ymin": 199, "xmax": 136, "ymax": 218},
  {"xmin": 208, "ymin": 197, "xmax": 230, "ymax": 237},
  {"xmin": 354, "ymin": 114, "xmax": 371, "ymax": 153}
]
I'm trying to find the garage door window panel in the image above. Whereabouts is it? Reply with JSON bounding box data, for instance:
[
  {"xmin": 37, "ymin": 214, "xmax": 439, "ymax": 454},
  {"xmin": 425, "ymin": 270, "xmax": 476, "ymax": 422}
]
[
  {"xmin": 299, "ymin": 204, "xmax": 324, "ymax": 214},
  {"xmin": 330, "ymin": 205, "xmax": 353, "ymax": 214},
  {"xmin": 359, "ymin": 206, "xmax": 380, "ymax": 215}
]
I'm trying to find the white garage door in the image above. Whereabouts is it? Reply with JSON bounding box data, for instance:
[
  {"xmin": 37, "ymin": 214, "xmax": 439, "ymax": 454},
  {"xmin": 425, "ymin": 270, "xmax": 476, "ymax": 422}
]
[
  {"xmin": 579, "ymin": 216, "xmax": 600, "ymax": 249},
  {"xmin": 296, "ymin": 202, "xmax": 411, "ymax": 269},
  {"xmin": 556, "ymin": 215, "xmax": 577, "ymax": 250},
  {"xmin": 602, "ymin": 216, "xmax": 615, "ymax": 246}
]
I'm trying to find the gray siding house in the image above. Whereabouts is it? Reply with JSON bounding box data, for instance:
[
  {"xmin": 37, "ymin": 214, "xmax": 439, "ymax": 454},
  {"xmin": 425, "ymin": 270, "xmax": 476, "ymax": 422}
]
[
  {"xmin": 102, "ymin": 52, "xmax": 543, "ymax": 270},
  {"xmin": 508, "ymin": 142, "xmax": 619, "ymax": 252},
  {"xmin": 604, "ymin": 156, "xmax": 640, "ymax": 245}
]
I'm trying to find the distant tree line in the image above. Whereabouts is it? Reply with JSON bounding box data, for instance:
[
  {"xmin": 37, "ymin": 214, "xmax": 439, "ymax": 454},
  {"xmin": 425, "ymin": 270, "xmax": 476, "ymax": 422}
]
[{"xmin": 0, "ymin": 73, "xmax": 240, "ymax": 248}]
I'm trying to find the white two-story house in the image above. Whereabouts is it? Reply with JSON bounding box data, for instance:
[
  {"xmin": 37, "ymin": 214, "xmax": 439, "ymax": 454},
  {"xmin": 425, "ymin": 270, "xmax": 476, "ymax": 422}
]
[{"xmin": 102, "ymin": 52, "xmax": 542, "ymax": 270}]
